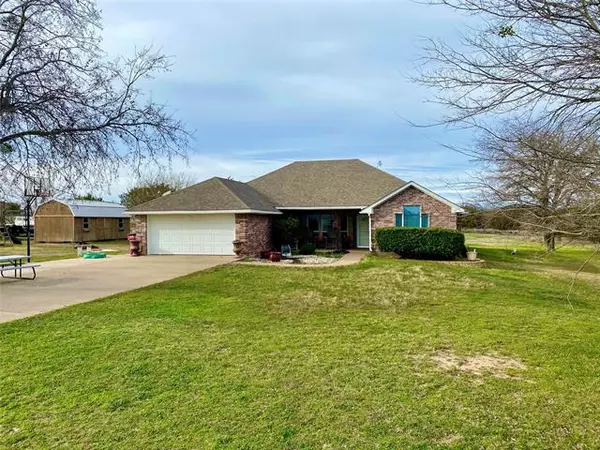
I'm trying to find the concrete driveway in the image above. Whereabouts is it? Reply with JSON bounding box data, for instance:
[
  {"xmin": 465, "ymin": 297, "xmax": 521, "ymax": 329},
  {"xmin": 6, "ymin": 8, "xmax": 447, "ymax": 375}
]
[{"xmin": 0, "ymin": 255, "xmax": 236, "ymax": 323}]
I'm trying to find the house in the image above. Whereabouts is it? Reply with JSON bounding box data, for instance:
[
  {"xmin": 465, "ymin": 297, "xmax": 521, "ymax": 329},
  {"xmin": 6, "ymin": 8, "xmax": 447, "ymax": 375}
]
[
  {"xmin": 34, "ymin": 200, "xmax": 130, "ymax": 243},
  {"xmin": 127, "ymin": 159, "xmax": 464, "ymax": 256}
]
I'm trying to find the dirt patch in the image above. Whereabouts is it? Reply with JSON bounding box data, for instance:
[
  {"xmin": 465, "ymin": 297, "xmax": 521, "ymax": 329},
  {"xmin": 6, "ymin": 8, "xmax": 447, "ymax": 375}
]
[{"xmin": 431, "ymin": 350, "xmax": 526, "ymax": 380}]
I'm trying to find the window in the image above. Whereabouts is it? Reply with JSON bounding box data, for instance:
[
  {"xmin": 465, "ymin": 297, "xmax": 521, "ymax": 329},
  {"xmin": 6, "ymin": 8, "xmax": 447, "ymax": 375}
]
[
  {"xmin": 306, "ymin": 214, "xmax": 335, "ymax": 237},
  {"xmin": 340, "ymin": 215, "xmax": 348, "ymax": 232},
  {"xmin": 321, "ymin": 214, "xmax": 333, "ymax": 236},
  {"xmin": 403, "ymin": 206, "xmax": 421, "ymax": 227},
  {"xmin": 307, "ymin": 214, "xmax": 320, "ymax": 237},
  {"xmin": 118, "ymin": 218, "xmax": 125, "ymax": 231},
  {"xmin": 82, "ymin": 217, "xmax": 90, "ymax": 231},
  {"xmin": 395, "ymin": 207, "xmax": 429, "ymax": 228}
]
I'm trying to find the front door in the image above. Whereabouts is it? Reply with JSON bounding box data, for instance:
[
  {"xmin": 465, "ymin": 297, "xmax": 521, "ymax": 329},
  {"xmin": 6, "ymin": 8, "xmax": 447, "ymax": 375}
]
[{"xmin": 357, "ymin": 215, "xmax": 369, "ymax": 248}]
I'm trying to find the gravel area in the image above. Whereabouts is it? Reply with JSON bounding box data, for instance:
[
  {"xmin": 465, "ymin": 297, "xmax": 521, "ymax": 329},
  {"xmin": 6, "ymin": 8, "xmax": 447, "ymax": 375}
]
[{"xmin": 245, "ymin": 255, "xmax": 341, "ymax": 265}]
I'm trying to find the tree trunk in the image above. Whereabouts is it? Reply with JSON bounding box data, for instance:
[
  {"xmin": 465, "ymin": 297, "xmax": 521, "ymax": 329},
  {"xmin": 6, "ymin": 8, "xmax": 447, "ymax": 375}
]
[{"xmin": 544, "ymin": 233, "xmax": 556, "ymax": 252}]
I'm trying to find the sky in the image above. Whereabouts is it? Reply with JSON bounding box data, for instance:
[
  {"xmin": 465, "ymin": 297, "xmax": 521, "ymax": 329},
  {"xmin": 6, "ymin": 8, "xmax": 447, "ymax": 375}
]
[{"xmin": 97, "ymin": 0, "xmax": 476, "ymax": 202}]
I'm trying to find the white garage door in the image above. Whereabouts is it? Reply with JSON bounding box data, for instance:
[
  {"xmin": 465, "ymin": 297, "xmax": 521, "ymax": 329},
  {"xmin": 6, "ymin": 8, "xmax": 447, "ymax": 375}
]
[{"xmin": 147, "ymin": 214, "xmax": 235, "ymax": 255}]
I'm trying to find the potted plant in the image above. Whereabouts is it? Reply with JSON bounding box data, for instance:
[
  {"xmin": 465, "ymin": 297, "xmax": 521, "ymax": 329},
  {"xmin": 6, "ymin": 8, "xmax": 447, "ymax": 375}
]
[{"xmin": 466, "ymin": 248, "xmax": 478, "ymax": 261}]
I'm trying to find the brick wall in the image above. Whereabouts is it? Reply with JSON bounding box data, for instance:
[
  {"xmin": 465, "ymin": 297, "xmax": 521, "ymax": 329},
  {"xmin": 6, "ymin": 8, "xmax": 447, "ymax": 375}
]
[
  {"xmin": 235, "ymin": 214, "xmax": 272, "ymax": 257},
  {"xmin": 371, "ymin": 186, "xmax": 457, "ymax": 248},
  {"xmin": 130, "ymin": 215, "xmax": 148, "ymax": 255}
]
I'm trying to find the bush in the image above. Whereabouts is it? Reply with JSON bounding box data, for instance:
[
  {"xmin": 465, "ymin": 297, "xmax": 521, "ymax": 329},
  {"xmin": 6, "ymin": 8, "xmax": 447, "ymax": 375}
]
[
  {"xmin": 298, "ymin": 243, "xmax": 316, "ymax": 255},
  {"xmin": 375, "ymin": 227, "xmax": 466, "ymax": 260},
  {"xmin": 273, "ymin": 216, "xmax": 300, "ymax": 247}
]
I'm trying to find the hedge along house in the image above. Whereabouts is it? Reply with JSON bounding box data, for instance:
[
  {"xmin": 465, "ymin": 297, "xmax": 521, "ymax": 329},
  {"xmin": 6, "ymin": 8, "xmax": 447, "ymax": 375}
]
[
  {"xmin": 34, "ymin": 200, "xmax": 130, "ymax": 243},
  {"xmin": 127, "ymin": 159, "xmax": 465, "ymax": 256}
]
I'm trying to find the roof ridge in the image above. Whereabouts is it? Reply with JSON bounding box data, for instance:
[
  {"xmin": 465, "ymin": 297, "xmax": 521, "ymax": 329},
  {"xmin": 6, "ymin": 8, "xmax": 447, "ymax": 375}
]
[
  {"xmin": 248, "ymin": 161, "xmax": 297, "ymax": 184},
  {"xmin": 214, "ymin": 177, "xmax": 252, "ymax": 209}
]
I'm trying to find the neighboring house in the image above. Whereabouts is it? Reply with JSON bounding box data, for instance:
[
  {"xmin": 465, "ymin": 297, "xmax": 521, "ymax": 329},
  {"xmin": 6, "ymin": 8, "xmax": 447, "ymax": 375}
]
[
  {"xmin": 35, "ymin": 200, "xmax": 130, "ymax": 243},
  {"xmin": 128, "ymin": 159, "xmax": 464, "ymax": 256}
]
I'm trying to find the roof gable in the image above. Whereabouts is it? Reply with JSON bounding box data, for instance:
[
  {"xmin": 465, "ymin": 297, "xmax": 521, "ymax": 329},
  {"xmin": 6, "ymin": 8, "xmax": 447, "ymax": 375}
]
[
  {"xmin": 127, "ymin": 177, "xmax": 280, "ymax": 214},
  {"xmin": 360, "ymin": 181, "xmax": 465, "ymax": 214},
  {"xmin": 248, "ymin": 159, "xmax": 405, "ymax": 208}
]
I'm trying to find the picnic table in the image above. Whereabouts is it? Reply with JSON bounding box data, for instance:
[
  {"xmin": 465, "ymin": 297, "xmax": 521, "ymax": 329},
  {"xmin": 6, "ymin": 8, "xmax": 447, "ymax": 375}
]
[{"xmin": 0, "ymin": 255, "xmax": 41, "ymax": 280}]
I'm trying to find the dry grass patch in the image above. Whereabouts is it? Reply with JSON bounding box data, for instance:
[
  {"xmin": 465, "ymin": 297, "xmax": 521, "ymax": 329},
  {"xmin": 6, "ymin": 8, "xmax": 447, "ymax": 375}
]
[
  {"xmin": 431, "ymin": 350, "xmax": 526, "ymax": 380},
  {"xmin": 268, "ymin": 264, "xmax": 494, "ymax": 314}
]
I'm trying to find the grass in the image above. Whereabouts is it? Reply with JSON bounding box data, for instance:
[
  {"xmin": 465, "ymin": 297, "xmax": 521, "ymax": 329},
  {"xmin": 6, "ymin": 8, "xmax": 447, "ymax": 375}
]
[
  {"xmin": 1, "ymin": 233, "xmax": 599, "ymax": 448},
  {"xmin": 466, "ymin": 232, "xmax": 600, "ymax": 274},
  {"xmin": 0, "ymin": 239, "xmax": 130, "ymax": 263}
]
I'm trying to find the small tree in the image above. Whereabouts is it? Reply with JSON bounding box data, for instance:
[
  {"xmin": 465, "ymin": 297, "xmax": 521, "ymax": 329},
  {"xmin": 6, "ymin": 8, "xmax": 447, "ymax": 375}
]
[
  {"xmin": 273, "ymin": 216, "xmax": 300, "ymax": 247},
  {"xmin": 0, "ymin": 200, "xmax": 20, "ymax": 225},
  {"xmin": 75, "ymin": 193, "xmax": 103, "ymax": 201},
  {"xmin": 120, "ymin": 173, "xmax": 195, "ymax": 209}
]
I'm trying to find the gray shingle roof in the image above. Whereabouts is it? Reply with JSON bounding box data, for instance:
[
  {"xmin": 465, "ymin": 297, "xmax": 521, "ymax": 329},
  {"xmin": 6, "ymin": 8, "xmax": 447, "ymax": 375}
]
[
  {"xmin": 128, "ymin": 160, "xmax": 406, "ymax": 213},
  {"xmin": 128, "ymin": 177, "xmax": 280, "ymax": 213},
  {"xmin": 248, "ymin": 159, "xmax": 405, "ymax": 208}
]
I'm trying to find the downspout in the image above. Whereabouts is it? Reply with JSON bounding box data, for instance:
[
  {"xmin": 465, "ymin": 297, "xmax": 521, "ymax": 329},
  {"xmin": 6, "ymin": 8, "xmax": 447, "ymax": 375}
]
[{"xmin": 368, "ymin": 212, "xmax": 372, "ymax": 252}]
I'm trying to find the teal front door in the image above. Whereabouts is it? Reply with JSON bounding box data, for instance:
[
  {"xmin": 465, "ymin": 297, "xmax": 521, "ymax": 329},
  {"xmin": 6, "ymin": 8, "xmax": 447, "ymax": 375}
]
[{"xmin": 357, "ymin": 215, "xmax": 369, "ymax": 248}]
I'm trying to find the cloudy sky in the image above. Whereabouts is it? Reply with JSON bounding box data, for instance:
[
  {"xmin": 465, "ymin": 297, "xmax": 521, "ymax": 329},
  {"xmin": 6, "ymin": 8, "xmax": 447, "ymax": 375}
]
[{"xmin": 97, "ymin": 0, "xmax": 475, "ymax": 202}]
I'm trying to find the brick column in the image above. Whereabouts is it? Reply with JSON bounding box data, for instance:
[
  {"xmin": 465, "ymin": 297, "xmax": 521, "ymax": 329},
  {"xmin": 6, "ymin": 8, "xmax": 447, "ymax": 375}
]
[
  {"xmin": 130, "ymin": 215, "xmax": 148, "ymax": 255},
  {"xmin": 235, "ymin": 214, "xmax": 272, "ymax": 257}
]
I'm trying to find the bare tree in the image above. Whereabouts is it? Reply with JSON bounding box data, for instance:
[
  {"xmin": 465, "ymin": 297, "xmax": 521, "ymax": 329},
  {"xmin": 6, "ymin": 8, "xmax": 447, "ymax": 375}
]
[
  {"xmin": 416, "ymin": 0, "xmax": 600, "ymax": 133},
  {"xmin": 471, "ymin": 119, "xmax": 600, "ymax": 250},
  {"xmin": 0, "ymin": 0, "xmax": 191, "ymax": 199}
]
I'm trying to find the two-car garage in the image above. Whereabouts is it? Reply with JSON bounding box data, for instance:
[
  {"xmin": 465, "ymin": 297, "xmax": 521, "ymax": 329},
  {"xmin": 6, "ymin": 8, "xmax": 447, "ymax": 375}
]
[
  {"xmin": 147, "ymin": 214, "xmax": 236, "ymax": 255},
  {"xmin": 128, "ymin": 176, "xmax": 280, "ymax": 256}
]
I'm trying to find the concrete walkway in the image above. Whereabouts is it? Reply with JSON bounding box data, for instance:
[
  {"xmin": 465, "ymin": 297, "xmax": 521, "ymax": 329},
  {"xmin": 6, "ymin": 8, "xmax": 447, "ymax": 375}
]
[{"xmin": 0, "ymin": 255, "xmax": 236, "ymax": 323}]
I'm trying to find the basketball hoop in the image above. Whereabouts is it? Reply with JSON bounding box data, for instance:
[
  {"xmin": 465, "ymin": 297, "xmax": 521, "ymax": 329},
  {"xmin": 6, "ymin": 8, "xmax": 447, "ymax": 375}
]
[
  {"xmin": 22, "ymin": 176, "xmax": 51, "ymax": 262},
  {"xmin": 24, "ymin": 176, "xmax": 51, "ymax": 199}
]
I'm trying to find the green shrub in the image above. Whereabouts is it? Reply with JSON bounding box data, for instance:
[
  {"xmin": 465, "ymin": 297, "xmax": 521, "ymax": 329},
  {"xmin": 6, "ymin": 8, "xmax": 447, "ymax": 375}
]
[
  {"xmin": 375, "ymin": 227, "xmax": 466, "ymax": 260},
  {"xmin": 298, "ymin": 243, "xmax": 316, "ymax": 255}
]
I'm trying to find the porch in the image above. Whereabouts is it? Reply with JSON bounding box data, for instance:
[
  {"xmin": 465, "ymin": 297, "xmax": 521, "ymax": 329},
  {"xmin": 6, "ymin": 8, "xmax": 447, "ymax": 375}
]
[{"xmin": 274, "ymin": 210, "xmax": 370, "ymax": 250}]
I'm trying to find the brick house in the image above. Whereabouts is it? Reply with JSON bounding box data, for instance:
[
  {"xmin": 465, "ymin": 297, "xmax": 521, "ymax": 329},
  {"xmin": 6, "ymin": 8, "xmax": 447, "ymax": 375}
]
[{"xmin": 127, "ymin": 159, "xmax": 464, "ymax": 256}]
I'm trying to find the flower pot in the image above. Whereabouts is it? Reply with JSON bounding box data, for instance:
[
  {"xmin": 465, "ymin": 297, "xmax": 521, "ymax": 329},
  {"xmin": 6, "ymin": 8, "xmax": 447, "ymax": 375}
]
[
  {"xmin": 467, "ymin": 250, "xmax": 478, "ymax": 261},
  {"xmin": 270, "ymin": 251, "xmax": 281, "ymax": 262}
]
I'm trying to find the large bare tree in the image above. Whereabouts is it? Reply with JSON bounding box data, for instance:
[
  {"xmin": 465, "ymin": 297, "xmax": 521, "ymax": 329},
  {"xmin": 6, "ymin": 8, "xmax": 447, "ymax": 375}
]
[
  {"xmin": 0, "ymin": 0, "xmax": 190, "ymax": 199},
  {"xmin": 471, "ymin": 119, "xmax": 600, "ymax": 250},
  {"xmin": 417, "ymin": 0, "xmax": 600, "ymax": 132}
]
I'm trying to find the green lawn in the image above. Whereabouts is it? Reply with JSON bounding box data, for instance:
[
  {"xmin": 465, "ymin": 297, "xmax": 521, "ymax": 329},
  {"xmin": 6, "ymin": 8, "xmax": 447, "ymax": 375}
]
[
  {"xmin": 1, "ymin": 235, "xmax": 599, "ymax": 448},
  {"xmin": 466, "ymin": 232, "xmax": 600, "ymax": 274},
  {"xmin": 0, "ymin": 239, "xmax": 130, "ymax": 263}
]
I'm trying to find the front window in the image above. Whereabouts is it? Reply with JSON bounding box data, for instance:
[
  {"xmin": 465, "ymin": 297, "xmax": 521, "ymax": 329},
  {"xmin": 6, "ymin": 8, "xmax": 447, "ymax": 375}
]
[
  {"xmin": 82, "ymin": 217, "xmax": 90, "ymax": 231},
  {"xmin": 395, "ymin": 207, "xmax": 429, "ymax": 228},
  {"xmin": 307, "ymin": 214, "xmax": 320, "ymax": 237},
  {"xmin": 306, "ymin": 214, "xmax": 335, "ymax": 237},
  {"xmin": 118, "ymin": 218, "xmax": 125, "ymax": 231},
  {"xmin": 403, "ymin": 205, "xmax": 421, "ymax": 227}
]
